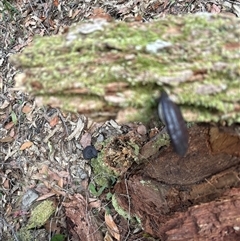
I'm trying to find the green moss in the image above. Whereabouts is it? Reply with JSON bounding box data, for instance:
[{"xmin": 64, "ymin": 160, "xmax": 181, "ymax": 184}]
[
  {"xmin": 17, "ymin": 228, "xmax": 32, "ymax": 241},
  {"xmin": 91, "ymin": 153, "xmax": 117, "ymax": 187},
  {"xmin": 112, "ymin": 194, "xmax": 132, "ymax": 220},
  {"xmin": 11, "ymin": 15, "xmax": 240, "ymax": 124},
  {"xmin": 155, "ymin": 133, "xmax": 170, "ymax": 147},
  {"xmin": 26, "ymin": 200, "xmax": 55, "ymax": 229}
]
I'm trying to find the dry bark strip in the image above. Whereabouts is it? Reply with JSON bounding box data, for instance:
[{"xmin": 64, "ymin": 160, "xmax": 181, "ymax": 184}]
[
  {"xmin": 162, "ymin": 188, "xmax": 240, "ymax": 241},
  {"xmin": 114, "ymin": 124, "xmax": 240, "ymax": 240},
  {"xmin": 63, "ymin": 194, "xmax": 103, "ymax": 241}
]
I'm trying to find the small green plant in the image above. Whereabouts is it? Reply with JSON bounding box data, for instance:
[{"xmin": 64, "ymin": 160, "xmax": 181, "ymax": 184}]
[
  {"xmin": 89, "ymin": 182, "xmax": 107, "ymax": 197},
  {"xmin": 89, "ymin": 176, "xmax": 116, "ymax": 197},
  {"xmin": 51, "ymin": 234, "xmax": 65, "ymax": 241},
  {"xmin": 11, "ymin": 111, "xmax": 17, "ymax": 125}
]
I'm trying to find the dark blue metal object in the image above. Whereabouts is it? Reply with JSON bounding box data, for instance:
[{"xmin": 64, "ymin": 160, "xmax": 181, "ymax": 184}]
[
  {"xmin": 82, "ymin": 145, "xmax": 98, "ymax": 160},
  {"xmin": 158, "ymin": 91, "xmax": 189, "ymax": 156}
]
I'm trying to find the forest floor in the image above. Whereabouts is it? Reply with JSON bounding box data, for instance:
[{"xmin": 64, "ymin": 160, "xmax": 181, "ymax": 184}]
[{"xmin": 0, "ymin": 0, "xmax": 239, "ymax": 241}]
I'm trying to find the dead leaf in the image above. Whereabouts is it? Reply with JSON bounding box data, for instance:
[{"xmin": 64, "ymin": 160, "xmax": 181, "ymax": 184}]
[
  {"xmin": 43, "ymin": 180, "xmax": 51, "ymax": 189},
  {"xmin": 71, "ymin": 9, "xmax": 82, "ymax": 19},
  {"xmin": 209, "ymin": 127, "xmax": 240, "ymax": 156},
  {"xmin": 80, "ymin": 132, "xmax": 92, "ymax": 148},
  {"xmin": 49, "ymin": 116, "xmax": 59, "ymax": 127},
  {"xmin": 105, "ymin": 213, "xmax": 120, "ymax": 241},
  {"xmin": 45, "ymin": 218, "xmax": 61, "ymax": 233},
  {"xmin": 39, "ymin": 164, "xmax": 49, "ymax": 175},
  {"xmin": 0, "ymin": 100, "xmax": 10, "ymax": 109},
  {"xmin": 22, "ymin": 103, "xmax": 32, "ymax": 114},
  {"xmin": 5, "ymin": 204, "xmax": 12, "ymax": 217},
  {"xmin": 91, "ymin": 8, "xmax": 112, "ymax": 21},
  {"xmin": 224, "ymin": 42, "xmax": 240, "ymax": 51},
  {"xmin": 104, "ymin": 231, "xmax": 114, "ymax": 241},
  {"xmin": 88, "ymin": 198, "xmax": 101, "ymax": 209},
  {"xmin": 53, "ymin": 0, "xmax": 59, "ymax": 7},
  {"xmin": 12, "ymin": 36, "xmax": 33, "ymax": 52},
  {"xmin": 211, "ymin": 4, "xmax": 221, "ymax": 13},
  {"xmin": 57, "ymin": 170, "xmax": 71, "ymax": 178},
  {"xmin": 34, "ymin": 184, "xmax": 50, "ymax": 196},
  {"xmin": 30, "ymin": 81, "xmax": 43, "ymax": 90},
  {"xmin": 37, "ymin": 192, "xmax": 56, "ymax": 201},
  {"xmin": 3, "ymin": 178, "xmax": 9, "ymax": 189},
  {"xmin": 58, "ymin": 177, "xmax": 64, "ymax": 188},
  {"xmin": 105, "ymin": 82, "xmax": 128, "ymax": 92},
  {"xmin": 4, "ymin": 122, "xmax": 14, "ymax": 130},
  {"xmin": 137, "ymin": 124, "xmax": 147, "ymax": 135},
  {"xmin": 0, "ymin": 136, "xmax": 14, "ymax": 143},
  {"xmin": 20, "ymin": 141, "xmax": 33, "ymax": 150},
  {"xmin": 9, "ymin": 128, "xmax": 15, "ymax": 138}
]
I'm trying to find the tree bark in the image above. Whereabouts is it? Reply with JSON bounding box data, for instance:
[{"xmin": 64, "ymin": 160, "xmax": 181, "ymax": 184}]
[
  {"xmin": 113, "ymin": 124, "xmax": 240, "ymax": 240},
  {"xmin": 11, "ymin": 14, "xmax": 240, "ymax": 124}
]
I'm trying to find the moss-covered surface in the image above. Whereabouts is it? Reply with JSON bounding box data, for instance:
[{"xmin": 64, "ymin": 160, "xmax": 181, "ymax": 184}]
[
  {"xmin": 112, "ymin": 194, "xmax": 132, "ymax": 220},
  {"xmin": 91, "ymin": 152, "xmax": 117, "ymax": 188},
  {"xmin": 26, "ymin": 200, "xmax": 55, "ymax": 229},
  {"xmin": 11, "ymin": 14, "xmax": 240, "ymax": 124},
  {"xmin": 91, "ymin": 134, "xmax": 143, "ymax": 187},
  {"xmin": 17, "ymin": 200, "xmax": 55, "ymax": 241}
]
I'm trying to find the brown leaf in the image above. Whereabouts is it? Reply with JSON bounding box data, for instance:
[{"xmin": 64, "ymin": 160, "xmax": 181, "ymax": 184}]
[
  {"xmin": 0, "ymin": 99, "xmax": 10, "ymax": 109},
  {"xmin": 105, "ymin": 82, "xmax": 128, "ymax": 92},
  {"xmin": 4, "ymin": 122, "xmax": 15, "ymax": 130},
  {"xmin": 71, "ymin": 9, "xmax": 82, "ymax": 19},
  {"xmin": 104, "ymin": 232, "xmax": 114, "ymax": 241},
  {"xmin": 40, "ymin": 164, "xmax": 49, "ymax": 173},
  {"xmin": 30, "ymin": 81, "xmax": 43, "ymax": 90},
  {"xmin": 91, "ymin": 8, "xmax": 112, "ymax": 21},
  {"xmin": 9, "ymin": 128, "xmax": 16, "ymax": 138},
  {"xmin": 49, "ymin": 116, "xmax": 59, "ymax": 127},
  {"xmin": 137, "ymin": 124, "xmax": 147, "ymax": 136},
  {"xmin": 0, "ymin": 135, "xmax": 12, "ymax": 145},
  {"xmin": 88, "ymin": 198, "xmax": 101, "ymax": 209},
  {"xmin": 3, "ymin": 178, "xmax": 10, "ymax": 189},
  {"xmin": 80, "ymin": 132, "xmax": 92, "ymax": 148},
  {"xmin": 210, "ymin": 4, "xmax": 221, "ymax": 13},
  {"xmin": 45, "ymin": 218, "xmax": 61, "ymax": 233},
  {"xmin": 105, "ymin": 213, "xmax": 120, "ymax": 241},
  {"xmin": 22, "ymin": 104, "xmax": 32, "ymax": 114},
  {"xmin": 53, "ymin": 0, "xmax": 59, "ymax": 7},
  {"xmin": 224, "ymin": 42, "xmax": 240, "ymax": 51},
  {"xmin": 58, "ymin": 177, "xmax": 64, "ymax": 188},
  {"xmin": 37, "ymin": 193, "xmax": 56, "ymax": 201},
  {"xmin": 20, "ymin": 141, "xmax": 33, "ymax": 150}
]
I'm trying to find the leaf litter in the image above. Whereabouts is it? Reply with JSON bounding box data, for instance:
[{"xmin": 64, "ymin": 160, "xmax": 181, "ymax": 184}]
[{"xmin": 0, "ymin": 0, "xmax": 239, "ymax": 240}]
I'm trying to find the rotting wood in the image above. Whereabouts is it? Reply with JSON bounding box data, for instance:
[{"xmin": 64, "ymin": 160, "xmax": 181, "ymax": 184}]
[{"xmin": 113, "ymin": 124, "xmax": 240, "ymax": 240}]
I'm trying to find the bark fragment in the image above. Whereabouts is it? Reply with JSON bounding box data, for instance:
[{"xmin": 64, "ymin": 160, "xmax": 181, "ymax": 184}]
[{"xmin": 114, "ymin": 124, "xmax": 240, "ymax": 240}]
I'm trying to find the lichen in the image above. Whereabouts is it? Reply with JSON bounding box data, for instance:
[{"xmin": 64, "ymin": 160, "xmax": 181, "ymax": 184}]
[
  {"xmin": 10, "ymin": 15, "xmax": 240, "ymax": 124},
  {"xmin": 26, "ymin": 200, "xmax": 55, "ymax": 230},
  {"xmin": 112, "ymin": 194, "xmax": 132, "ymax": 220}
]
